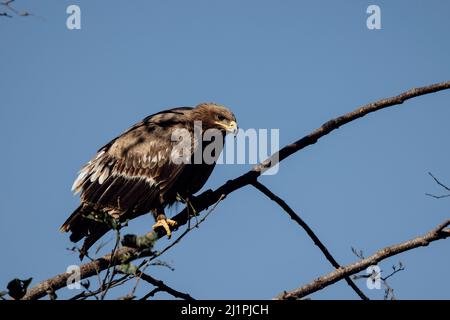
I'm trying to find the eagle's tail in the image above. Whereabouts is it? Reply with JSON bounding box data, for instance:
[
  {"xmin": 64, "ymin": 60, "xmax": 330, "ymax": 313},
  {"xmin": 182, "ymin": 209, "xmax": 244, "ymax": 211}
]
[
  {"xmin": 60, "ymin": 205, "xmax": 83, "ymax": 234},
  {"xmin": 60, "ymin": 205, "xmax": 111, "ymax": 260}
]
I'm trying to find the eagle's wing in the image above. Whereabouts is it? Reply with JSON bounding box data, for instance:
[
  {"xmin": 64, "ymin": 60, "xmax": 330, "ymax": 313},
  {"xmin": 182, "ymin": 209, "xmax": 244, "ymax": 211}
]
[
  {"xmin": 61, "ymin": 108, "xmax": 195, "ymax": 255},
  {"xmin": 72, "ymin": 108, "xmax": 193, "ymax": 213}
]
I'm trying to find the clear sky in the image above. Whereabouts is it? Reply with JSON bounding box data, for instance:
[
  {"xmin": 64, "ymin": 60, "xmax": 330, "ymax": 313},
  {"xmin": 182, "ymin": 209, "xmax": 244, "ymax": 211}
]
[{"xmin": 1, "ymin": 0, "xmax": 449, "ymax": 300}]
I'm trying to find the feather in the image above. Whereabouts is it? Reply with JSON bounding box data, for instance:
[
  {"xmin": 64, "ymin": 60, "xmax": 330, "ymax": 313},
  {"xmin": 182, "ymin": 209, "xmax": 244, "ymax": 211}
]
[
  {"xmin": 72, "ymin": 169, "xmax": 89, "ymax": 194},
  {"xmin": 98, "ymin": 166, "xmax": 110, "ymax": 185}
]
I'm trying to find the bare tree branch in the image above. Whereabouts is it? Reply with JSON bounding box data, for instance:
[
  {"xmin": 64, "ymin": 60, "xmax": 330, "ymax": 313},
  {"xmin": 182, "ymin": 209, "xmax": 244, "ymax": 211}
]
[
  {"xmin": 136, "ymin": 271, "xmax": 195, "ymax": 300},
  {"xmin": 68, "ymin": 275, "xmax": 131, "ymax": 300},
  {"xmin": 1, "ymin": 0, "xmax": 18, "ymax": 15},
  {"xmin": 21, "ymin": 81, "xmax": 450, "ymax": 300},
  {"xmin": 0, "ymin": 11, "xmax": 12, "ymax": 17},
  {"xmin": 21, "ymin": 247, "xmax": 151, "ymax": 300},
  {"xmin": 1, "ymin": 0, "xmax": 43, "ymax": 19},
  {"xmin": 140, "ymin": 288, "xmax": 161, "ymax": 300},
  {"xmin": 99, "ymin": 230, "xmax": 122, "ymax": 300},
  {"xmin": 426, "ymin": 172, "xmax": 450, "ymax": 199},
  {"xmin": 251, "ymin": 181, "xmax": 369, "ymax": 300},
  {"xmin": 275, "ymin": 220, "xmax": 450, "ymax": 300}
]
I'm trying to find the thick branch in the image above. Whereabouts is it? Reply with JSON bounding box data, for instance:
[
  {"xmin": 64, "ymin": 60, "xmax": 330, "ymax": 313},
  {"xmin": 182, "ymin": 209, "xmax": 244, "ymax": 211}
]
[
  {"xmin": 22, "ymin": 246, "xmax": 153, "ymax": 300},
  {"xmin": 22, "ymin": 81, "xmax": 450, "ymax": 300},
  {"xmin": 275, "ymin": 220, "xmax": 450, "ymax": 300},
  {"xmin": 252, "ymin": 181, "xmax": 368, "ymax": 300}
]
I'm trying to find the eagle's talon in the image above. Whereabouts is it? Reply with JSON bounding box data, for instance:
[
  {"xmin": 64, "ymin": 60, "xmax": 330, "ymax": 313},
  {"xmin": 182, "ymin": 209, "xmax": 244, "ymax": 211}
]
[
  {"xmin": 166, "ymin": 219, "xmax": 177, "ymax": 227},
  {"xmin": 152, "ymin": 218, "xmax": 177, "ymax": 238}
]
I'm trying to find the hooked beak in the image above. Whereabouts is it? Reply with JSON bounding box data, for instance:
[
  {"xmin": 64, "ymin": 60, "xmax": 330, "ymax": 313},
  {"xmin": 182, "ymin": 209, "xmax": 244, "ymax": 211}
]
[{"xmin": 215, "ymin": 120, "xmax": 238, "ymax": 135}]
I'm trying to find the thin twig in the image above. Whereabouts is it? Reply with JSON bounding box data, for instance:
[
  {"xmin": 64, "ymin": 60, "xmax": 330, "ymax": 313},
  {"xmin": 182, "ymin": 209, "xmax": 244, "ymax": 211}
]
[
  {"xmin": 428, "ymin": 172, "xmax": 450, "ymax": 191},
  {"xmin": 140, "ymin": 288, "xmax": 161, "ymax": 300},
  {"xmin": 137, "ymin": 271, "xmax": 195, "ymax": 300},
  {"xmin": 382, "ymin": 264, "xmax": 405, "ymax": 282},
  {"xmin": 426, "ymin": 172, "xmax": 450, "ymax": 199},
  {"xmin": 100, "ymin": 229, "xmax": 121, "ymax": 299}
]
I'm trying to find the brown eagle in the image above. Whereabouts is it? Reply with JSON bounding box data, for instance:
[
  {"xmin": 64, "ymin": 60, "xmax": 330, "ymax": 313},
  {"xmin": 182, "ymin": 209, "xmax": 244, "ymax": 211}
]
[{"xmin": 61, "ymin": 103, "xmax": 237, "ymax": 256}]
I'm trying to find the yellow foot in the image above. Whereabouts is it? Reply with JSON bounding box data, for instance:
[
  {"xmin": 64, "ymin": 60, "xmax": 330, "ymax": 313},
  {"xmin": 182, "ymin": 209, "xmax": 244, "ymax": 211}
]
[{"xmin": 152, "ymin": 218, "xmax": 177, "ymax": 238}]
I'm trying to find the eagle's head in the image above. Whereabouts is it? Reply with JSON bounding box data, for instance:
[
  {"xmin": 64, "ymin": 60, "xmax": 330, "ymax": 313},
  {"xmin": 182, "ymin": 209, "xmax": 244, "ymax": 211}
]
[{"xmin": 194, "ymin": 102, "xmax": 237, "ymax": 134}]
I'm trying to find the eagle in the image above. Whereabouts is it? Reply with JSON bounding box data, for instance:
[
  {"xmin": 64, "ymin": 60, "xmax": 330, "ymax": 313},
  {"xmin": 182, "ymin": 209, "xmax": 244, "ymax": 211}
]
[{"xmin": 61, "ymin": 103, "xmax": 237, "ymax": 257}]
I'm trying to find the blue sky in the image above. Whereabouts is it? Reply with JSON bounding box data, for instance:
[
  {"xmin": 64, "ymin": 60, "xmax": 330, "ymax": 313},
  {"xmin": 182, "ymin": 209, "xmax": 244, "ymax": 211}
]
[{"xmin": 1, "ymin": 0, "xmax": 449, "ymax": 299}]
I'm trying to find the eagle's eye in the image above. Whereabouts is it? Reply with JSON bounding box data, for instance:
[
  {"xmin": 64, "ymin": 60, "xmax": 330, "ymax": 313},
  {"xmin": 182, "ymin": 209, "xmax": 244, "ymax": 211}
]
[{"xmin": 217, "ymin": 115, "xmax": 226, "ymax": 121}]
